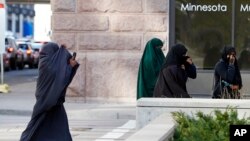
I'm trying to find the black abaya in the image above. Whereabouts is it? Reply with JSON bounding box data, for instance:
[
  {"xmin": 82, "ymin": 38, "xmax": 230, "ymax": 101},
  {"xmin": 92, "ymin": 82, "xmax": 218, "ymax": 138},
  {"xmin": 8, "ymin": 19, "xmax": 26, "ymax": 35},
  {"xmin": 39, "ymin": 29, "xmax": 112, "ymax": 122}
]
[{"xmin": 20, "ymin": 42, "xmax": 79, "ymax": 141}]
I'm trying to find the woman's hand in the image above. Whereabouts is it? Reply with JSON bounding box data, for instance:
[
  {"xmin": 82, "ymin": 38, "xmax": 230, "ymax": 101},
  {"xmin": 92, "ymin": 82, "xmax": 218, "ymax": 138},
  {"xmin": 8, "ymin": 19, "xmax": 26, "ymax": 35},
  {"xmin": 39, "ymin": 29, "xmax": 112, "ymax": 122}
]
[
  {"xmin": 69, "ymin": 58, "xmax": 78, "ymax": 67},
  {"xmin": 231, "ymin": 85, "xmax": 239, "ymax": 90},
  {"xmin": 186, "ymin": 57, "xmax": 193, "ymax": 65}
]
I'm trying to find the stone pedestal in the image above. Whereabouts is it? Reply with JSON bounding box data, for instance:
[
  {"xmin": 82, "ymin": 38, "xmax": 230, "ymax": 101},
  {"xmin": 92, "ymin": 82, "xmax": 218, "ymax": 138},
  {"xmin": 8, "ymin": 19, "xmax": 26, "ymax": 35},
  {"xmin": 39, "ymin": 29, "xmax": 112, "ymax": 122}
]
[{"xmin": 137, "ymin": 98, "xmax": 250, "ymax": 129}]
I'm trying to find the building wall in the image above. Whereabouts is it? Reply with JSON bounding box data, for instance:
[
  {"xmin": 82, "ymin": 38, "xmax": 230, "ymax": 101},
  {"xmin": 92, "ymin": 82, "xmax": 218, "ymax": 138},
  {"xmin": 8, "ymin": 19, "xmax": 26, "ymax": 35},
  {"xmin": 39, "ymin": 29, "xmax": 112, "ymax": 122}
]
[
  {"xmin": 6, "ymin": 4, "xmax": 35, "ymax": 38},
  {"xmin": 51, "ymin": 0, "xmax": 169, "ymax": 103}
]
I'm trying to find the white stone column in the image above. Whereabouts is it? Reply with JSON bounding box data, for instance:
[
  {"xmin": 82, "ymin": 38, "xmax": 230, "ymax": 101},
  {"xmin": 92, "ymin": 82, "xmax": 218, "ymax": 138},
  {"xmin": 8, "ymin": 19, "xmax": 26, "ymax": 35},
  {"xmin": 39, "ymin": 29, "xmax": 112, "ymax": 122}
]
[
  {"xmin": 5, "ymin": 5, "xmax": 7, "ymax": 31},
  {"xmin": 11, "ymin": 13, "xmax": 16, "ymax": 36},
  {"xmin": 30, "ymin": 17, "xmax": 34, "ymax": 39},
  {"xmin": 19, "ymin": 14, "xmax": 23, "ymax": 38}
]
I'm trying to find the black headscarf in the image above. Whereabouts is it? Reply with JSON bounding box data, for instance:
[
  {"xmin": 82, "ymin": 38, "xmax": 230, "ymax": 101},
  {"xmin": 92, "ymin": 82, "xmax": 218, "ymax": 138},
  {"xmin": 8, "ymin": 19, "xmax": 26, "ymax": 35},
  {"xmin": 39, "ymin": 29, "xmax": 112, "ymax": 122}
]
[
  {"xmin": 221, "ymin": 46, "xmax": 236, "ymax": 62},
  {"xmin": 221, "ymin": 45, "xmax": 242, "ymax": 89},
  {"xmin": 163, "ymin": 44, "xmax": 187, "ymax": 67},
  {"xmin": 39, "ymin": 42, "xmax": 59, "ymax": 62},
  {"xmin": 34, "ymin": 42, "xmax": 78, "ymax": 115}
]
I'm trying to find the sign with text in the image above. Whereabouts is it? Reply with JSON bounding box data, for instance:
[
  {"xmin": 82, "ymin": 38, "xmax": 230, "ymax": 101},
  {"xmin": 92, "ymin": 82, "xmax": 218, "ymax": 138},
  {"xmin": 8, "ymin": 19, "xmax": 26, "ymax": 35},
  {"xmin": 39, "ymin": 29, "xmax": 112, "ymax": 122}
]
[
  {"xmin": 179, "ymin": 3, "xmax": 250, "ymax": 12},
  {"xmin": 175, "ymin": 0, "xmax": 250, "ymax": 70},
  {"xmin": 175, "ymin": 0, "xmax": 231, "ymax": 69},
  {"xmin": 230, "ymin": 125, "xmax": 250, "ymax": 141}
]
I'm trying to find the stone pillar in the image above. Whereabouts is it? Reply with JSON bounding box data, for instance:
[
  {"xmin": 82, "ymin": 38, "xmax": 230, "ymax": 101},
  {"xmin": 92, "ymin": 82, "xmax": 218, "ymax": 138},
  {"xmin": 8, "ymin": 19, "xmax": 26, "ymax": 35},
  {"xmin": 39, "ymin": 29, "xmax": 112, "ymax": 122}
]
[
  {"xmin": 19, "ymin": 14, "xmax": 23, "ymax": 37},
  {"xmin": 11, "ymin": 13, "xmax": 16, "ymax": 36},
  {"xmin": 51, "ymin": 0, "xmax": 169, "ymax": 103}
]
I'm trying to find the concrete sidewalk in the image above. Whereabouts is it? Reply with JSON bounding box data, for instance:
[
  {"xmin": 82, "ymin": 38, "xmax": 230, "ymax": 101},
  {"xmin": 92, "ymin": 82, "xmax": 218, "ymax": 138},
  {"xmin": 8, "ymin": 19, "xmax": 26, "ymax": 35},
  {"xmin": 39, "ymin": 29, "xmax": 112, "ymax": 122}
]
[{"xmin": 0, "ymin": 81, "xmax": 136, "ymax": 141}]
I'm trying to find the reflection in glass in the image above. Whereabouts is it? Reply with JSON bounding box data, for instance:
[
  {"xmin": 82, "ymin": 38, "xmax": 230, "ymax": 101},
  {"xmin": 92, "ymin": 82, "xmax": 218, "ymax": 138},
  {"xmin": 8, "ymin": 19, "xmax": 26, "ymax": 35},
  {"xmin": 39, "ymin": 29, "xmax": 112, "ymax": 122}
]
[
  {"xmin": 175, "ymin": 0, "xmax": 232, "ymax": 69},
  {"xmin": 235, "ymin": 0, "xmax": 250, "ymax": 70}
]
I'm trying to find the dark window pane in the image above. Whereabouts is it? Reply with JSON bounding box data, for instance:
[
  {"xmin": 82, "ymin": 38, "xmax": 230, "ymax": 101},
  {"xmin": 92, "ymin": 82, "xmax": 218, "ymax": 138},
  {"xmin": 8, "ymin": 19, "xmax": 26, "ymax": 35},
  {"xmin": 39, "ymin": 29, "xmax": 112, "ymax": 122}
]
[
  {"xmin": 18, "ymin": 44, "xmax": 29, "ymax": 50},
  {"xmin": 5, "ymin": 38, "xmax": 8, "ymax": 45},
  {"xmin": 235, "ymin": 0, "xmax": 250, "ymax": 70},
  {"xmin": 16, "ymin": 19, "xmax": 20, "ymax": 32},
  {"xmin": 7, "ymin": 19, "xmax": 12, "ymax": 31},
  {"xmin": 175, "ymin": 0, "xmax": 232, "ymax": 69}
]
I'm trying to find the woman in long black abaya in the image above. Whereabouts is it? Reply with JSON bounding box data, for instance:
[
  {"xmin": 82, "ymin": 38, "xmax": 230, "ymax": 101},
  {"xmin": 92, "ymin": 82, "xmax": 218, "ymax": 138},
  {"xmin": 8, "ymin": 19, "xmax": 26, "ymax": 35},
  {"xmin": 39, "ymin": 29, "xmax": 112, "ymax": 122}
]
[
  {"xmin": 153, "ymin": 44, "xmax": 196, "ymax": 98},
  {"xmin": 20, "ymin": 42, "xmax": 79, "ymax": 141},
  {"xmin": 212, "ymin": 46, "xmax": 242, "ymax": 98}
]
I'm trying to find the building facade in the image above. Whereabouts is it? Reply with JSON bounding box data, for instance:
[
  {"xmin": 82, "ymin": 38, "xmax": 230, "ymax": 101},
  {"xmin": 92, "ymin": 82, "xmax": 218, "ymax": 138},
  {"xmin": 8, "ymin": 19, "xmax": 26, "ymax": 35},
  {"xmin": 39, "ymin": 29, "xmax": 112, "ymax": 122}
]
[
  {"xmin": 6, "ymin": 4, "xmax": 35, "ymax": 38},
  {"xmin": 51, "ymin": 0, "xmax": 168, "ymax": 102},
  {"xmin": 172, "ymin": 0, "xmax": 250, "ymax": 98},
  {"xmin": 9, "ymin": 0, "xmax": 247, "ymax": 102}
]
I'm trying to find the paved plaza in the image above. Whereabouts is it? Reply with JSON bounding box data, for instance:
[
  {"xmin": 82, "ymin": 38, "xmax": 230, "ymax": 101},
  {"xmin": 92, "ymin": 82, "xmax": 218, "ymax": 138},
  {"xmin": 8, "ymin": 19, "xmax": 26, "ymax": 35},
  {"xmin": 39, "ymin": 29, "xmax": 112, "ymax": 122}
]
[{"xmin": 0, "ymin": 81, "xmax": 136, "ymax": 141}]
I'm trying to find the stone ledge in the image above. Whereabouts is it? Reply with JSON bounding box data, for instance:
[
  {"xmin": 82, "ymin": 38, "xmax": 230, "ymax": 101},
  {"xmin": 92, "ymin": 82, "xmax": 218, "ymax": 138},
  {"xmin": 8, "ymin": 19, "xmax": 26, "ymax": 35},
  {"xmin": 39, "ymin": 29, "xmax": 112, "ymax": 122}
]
[
  {"xmin": 137, "ymin": 98, "xmax": 250, "ymax": 108},
  {"xmin": 136, "ymin": 98, "xmax": 250, "ymax": 129},
  {"xmin": 126, "ymin": 113, "xmax": 176, "ymax": 141}
]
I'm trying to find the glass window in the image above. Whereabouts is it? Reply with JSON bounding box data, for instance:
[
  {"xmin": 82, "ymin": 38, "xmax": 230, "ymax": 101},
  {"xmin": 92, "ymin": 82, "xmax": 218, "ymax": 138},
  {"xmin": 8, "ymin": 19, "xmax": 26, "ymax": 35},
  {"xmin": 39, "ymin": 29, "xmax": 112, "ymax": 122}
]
[
  {"xmin": 7, "ymin": 18, "xmax": 12, "ymax": 31},
  {"xmin": 16, "ymin": 18, "xmax": 20, "ymax": 33},
  {"xmin": 5, "ymin": 38, "xmax": 9, "ymax": 45},
  {"xmin": 18, "ymin": 44, "xmax": 29, "ymax": 50},
  {"xmin": 175, "ymin": 0, "xmax": 232, "ymax": 69},
  {"xmin": 235, "ymin": 0, "xmax": 250, "ymax": 70}
]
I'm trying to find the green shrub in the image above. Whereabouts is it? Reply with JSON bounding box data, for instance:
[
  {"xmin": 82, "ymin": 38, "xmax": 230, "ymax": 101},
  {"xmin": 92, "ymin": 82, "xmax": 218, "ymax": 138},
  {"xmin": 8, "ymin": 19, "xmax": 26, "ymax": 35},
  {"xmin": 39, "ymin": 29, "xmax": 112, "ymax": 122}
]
[{"xmin": 171, "ymin": 107, "xmax": 250, "ymax": 141}]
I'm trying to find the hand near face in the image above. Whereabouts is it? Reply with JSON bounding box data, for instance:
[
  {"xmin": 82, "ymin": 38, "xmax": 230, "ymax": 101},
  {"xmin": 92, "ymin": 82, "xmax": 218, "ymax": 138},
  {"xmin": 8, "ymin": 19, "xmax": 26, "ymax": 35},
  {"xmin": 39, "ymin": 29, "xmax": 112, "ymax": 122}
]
[
  {"xmin": 69, "ymin": 58, "xmax": 78, "ymax": 67},
  {"xmin": 186, "ymin": 57, "xmax": 193, "ymax": 65}
]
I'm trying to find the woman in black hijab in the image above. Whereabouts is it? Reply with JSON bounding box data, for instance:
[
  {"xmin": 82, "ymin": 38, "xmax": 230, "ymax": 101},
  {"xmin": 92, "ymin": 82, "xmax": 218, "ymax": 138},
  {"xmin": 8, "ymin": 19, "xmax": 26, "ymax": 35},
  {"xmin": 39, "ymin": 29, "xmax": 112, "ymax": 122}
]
[
  {"xmin": 212, "ymin": 45, "xmax": 242, "ymax": 98},
  {"xmin": 153, "ymin": 44, "xmax": 196, "ymax": 98},
  {"xmin": 20, "ymin": 42, "xmax": 79, "ymax": 141}
]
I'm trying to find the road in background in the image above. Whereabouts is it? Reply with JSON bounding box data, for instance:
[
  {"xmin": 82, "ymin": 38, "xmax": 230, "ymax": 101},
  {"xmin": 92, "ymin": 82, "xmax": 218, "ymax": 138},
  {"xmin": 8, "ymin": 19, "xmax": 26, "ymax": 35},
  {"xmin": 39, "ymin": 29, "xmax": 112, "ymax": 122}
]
[
  {"xmin": 3, "ymin": 67, "xmax": 38, "ymax": 86},
  {"xmin": 0, "ymin": 68, "xmax": 136, "ymax": 141}
]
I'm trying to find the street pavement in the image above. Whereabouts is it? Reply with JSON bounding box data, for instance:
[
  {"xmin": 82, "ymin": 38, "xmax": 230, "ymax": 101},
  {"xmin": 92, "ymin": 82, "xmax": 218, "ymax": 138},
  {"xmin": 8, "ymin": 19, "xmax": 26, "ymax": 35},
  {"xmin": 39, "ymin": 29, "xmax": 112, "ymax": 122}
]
[{"xmin": 0, "ymin": 80, "xmax": 136, "ymax": 141}]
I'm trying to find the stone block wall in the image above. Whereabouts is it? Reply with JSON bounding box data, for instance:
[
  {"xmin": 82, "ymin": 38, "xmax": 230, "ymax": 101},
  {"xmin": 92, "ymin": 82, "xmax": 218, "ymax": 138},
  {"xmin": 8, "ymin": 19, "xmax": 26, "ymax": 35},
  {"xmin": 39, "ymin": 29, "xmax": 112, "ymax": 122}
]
[{"xmin": 51, "ymin": 0, "xmax": 169, "ymax": 103}]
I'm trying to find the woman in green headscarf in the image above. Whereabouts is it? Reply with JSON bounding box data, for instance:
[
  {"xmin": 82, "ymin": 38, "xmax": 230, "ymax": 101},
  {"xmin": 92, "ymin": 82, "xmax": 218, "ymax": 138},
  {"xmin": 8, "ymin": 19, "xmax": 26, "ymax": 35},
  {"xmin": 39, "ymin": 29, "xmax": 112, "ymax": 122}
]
[{"xmin": 137, "ymin": 38, "xmax": 165, "ymax": 99}]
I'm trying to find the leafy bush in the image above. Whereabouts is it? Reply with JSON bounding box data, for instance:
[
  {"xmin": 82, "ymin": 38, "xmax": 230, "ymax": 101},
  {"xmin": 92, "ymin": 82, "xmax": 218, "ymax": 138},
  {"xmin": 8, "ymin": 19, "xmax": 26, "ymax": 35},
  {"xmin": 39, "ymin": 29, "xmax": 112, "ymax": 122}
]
[{"xmin": 171, "ymin": 107, "xmax": 250, "ymax": 141}]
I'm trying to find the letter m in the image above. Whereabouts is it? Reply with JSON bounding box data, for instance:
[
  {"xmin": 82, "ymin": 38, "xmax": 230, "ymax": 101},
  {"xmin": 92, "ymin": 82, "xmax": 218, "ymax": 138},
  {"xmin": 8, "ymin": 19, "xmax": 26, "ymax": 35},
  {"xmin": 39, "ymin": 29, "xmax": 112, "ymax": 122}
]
[
  {"xmin": 241, "ymin": 4, "xmax": 249, "ymax": 12},
  {"xmin": 181, "ymin": 4, "xmax": 189, "ymax": 11}
]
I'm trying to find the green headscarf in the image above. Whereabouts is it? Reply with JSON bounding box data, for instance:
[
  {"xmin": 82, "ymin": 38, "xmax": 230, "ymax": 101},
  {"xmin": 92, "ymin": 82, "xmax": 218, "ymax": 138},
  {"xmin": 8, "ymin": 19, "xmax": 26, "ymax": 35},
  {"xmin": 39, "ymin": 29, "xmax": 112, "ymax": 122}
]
[{"xmin": 137, "ymin": 38, "xmax": 165, "ymax": 99}]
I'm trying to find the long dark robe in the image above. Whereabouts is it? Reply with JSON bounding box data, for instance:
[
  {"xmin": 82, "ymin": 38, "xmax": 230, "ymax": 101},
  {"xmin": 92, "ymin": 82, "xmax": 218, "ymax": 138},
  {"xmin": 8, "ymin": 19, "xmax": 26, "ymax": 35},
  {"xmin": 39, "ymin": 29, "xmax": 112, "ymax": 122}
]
[
  {"xmin": 20, "ymin": 42, "xmax": 79, "ymax": 141},
  {"xmin": 137, "ymin": 38, "xmax": 165, "ymax": 99},
  {"xmin": 154, "ymin": 64, "xmax": 196, "ymax": 98},
  {"xmin": 212, "ymin": 46, "xmax": 242, "ymax": 98},
  {"xmin": 153, "ymin": 44, "xmax": 196, "ymax": 98}
]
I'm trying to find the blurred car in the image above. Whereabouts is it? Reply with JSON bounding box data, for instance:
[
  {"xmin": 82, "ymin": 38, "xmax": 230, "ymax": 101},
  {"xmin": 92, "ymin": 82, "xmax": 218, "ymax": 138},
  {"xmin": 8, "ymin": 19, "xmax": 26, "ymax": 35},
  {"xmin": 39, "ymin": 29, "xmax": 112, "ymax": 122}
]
[
  {"xmin": 5, "ymin": 37, "xmax": 24, "ymax": 70},
  {"xmin": 16, "ymin": 42, "xmax": 35, "ymax": 68},
  {"xmin": 30, "ymin": 42, "xmax": 43, "ymax": 68}
]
